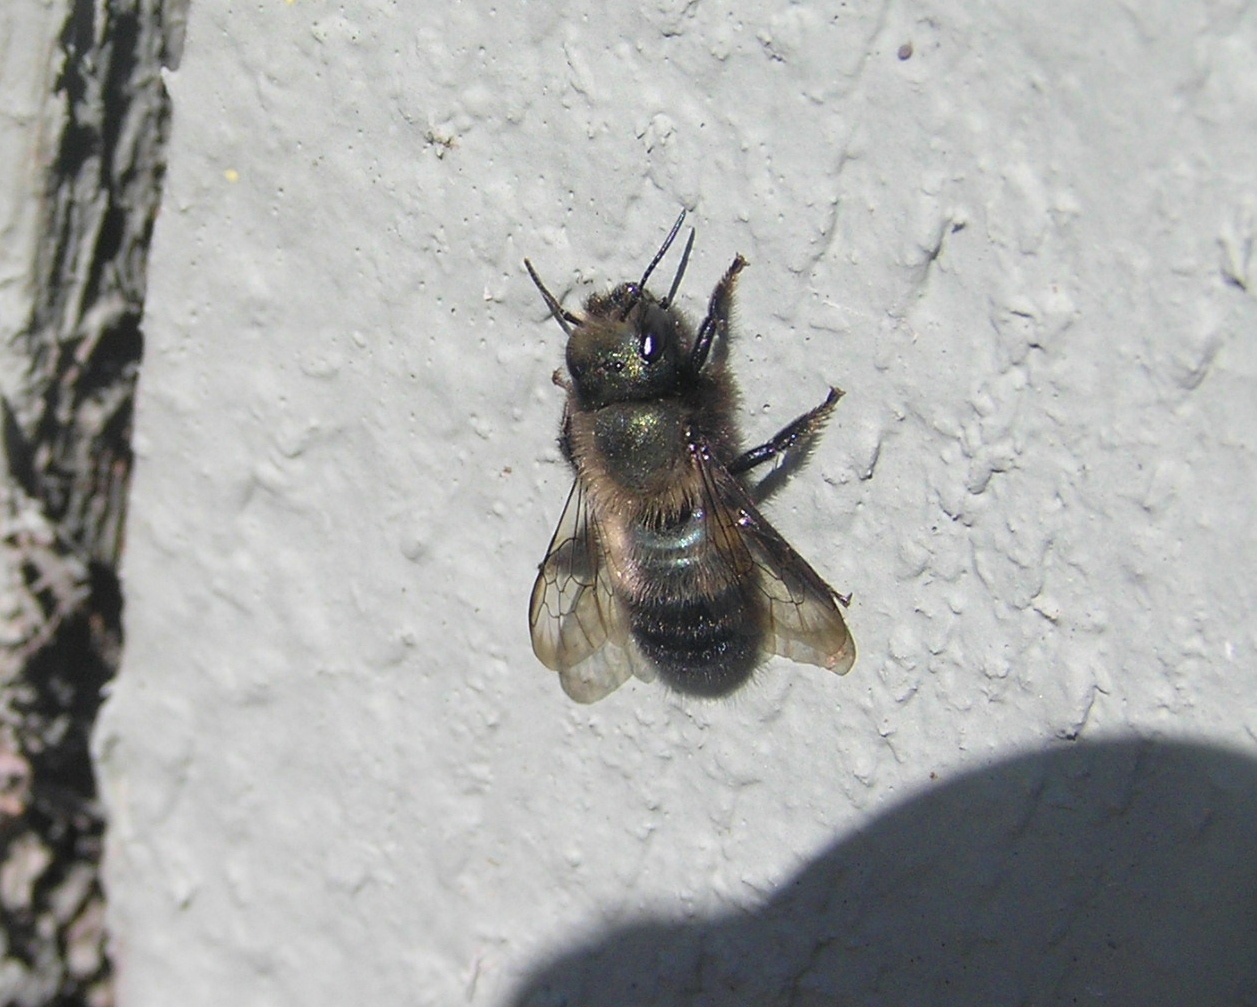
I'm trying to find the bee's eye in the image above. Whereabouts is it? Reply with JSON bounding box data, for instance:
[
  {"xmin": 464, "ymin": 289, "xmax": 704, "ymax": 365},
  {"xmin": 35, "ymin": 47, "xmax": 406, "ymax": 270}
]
[{"xmin": 639, "ymin": 330, "xmax": 663, "ymax": 363}]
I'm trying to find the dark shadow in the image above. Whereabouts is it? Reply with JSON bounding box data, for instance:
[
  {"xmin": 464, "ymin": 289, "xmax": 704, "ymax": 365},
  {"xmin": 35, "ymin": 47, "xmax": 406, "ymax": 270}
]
[
  {"xmin": 511, "ymin": 738, "xmax": 1257, "ymax": 1006},
  {"xmin": 0, "ymin": 0, "xmax": 175, "ymax": 998}
]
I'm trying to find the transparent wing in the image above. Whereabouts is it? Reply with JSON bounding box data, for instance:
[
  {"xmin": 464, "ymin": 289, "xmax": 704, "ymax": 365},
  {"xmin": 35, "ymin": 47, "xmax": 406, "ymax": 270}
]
[
  {"xmin": 698, "ymin": 450, "xmax": 857, "ymax": 677},
  {"xmin": 529, "ymin": 481, "xmax": 653, "ymax": 703}
]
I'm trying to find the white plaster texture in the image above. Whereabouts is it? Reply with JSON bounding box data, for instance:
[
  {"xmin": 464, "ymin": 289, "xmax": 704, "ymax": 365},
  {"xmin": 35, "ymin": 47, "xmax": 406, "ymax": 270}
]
[
  {"xmin": 97, "ymin": 1, "xmax": 1257, "ymax": 1005},
  {"xmin": 0, "ymin": 0, "xmax": 65, "ymax": 391}
]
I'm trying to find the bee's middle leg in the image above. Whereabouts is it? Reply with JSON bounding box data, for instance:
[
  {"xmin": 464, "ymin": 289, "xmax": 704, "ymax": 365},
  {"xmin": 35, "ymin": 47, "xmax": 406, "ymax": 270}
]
[{"xmin": 729, "ymin": 387, "xmax": 843, "ymax": 475}]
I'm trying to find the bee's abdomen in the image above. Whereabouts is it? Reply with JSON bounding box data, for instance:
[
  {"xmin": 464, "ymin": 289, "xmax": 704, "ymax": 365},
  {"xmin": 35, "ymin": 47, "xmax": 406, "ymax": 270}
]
[
  {"xmin": 617, "ymin": 502, "xmax": 764, "ymax": 696},
  {"xmin": 629, "ymin": 587, "xmax": 763, "ymax": 698}
]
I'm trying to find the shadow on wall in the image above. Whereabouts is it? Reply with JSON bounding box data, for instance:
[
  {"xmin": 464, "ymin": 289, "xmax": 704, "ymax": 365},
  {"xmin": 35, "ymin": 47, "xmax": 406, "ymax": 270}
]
[{"xmin": 511, "ymin": 738, "xmax": 1257, "ymax": 1007}]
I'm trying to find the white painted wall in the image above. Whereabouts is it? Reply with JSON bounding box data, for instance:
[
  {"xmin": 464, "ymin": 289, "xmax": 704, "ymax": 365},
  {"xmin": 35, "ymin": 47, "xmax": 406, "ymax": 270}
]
[
  {"xmin": 95, "ymin": 1, "xmax": 1257, "ymax": 1004},
  {"xmin": 0, "ymin": 0, "xmax": 64, "ymax": 387}
]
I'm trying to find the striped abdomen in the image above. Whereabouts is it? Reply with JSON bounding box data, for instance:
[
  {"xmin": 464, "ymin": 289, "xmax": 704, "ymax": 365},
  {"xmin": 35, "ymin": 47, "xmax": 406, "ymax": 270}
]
[{"xmin": 622, "ymin": 506, "xmax": 764, "ymax": 697}]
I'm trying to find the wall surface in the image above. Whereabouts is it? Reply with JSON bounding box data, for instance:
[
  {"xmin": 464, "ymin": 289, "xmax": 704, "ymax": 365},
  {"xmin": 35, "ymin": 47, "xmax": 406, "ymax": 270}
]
[
  {"xmin": 96, "ymin": 1, "xmax": 1257, "ymax": 1005},
  {"xmin": 0, "ymin": 0, "xmax": 61, "ymax": 372}
]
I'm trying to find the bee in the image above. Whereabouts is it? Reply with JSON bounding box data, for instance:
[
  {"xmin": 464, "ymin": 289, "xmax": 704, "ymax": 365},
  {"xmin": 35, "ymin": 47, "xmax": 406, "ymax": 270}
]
[{"xmin": 525, "ymin": 212, "xmax": 856, "ymax": 703}]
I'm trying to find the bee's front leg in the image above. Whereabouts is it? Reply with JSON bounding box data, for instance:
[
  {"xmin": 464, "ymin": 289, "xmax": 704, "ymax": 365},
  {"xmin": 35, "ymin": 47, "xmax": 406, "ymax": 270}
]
[{"xmin": 688, "ymin": 254, "xmax": 747, "ymax": 374}]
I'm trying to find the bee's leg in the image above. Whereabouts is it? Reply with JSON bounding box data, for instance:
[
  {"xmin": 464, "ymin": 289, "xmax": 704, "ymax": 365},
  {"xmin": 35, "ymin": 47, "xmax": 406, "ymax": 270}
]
[
  {"xmin": 557, "ymin": 407, "xmax": 575, "ymax": 465},
  {"xmin": 689, "ymin": 255, "xmax": 747, "ymax": 374},
  {"xmin": 525, "ymin": 259, "xmax": 581, "ymax": 336},
  {"xmin": 729, "ymin": 387, "xmax": 843, "ymax": 475}
]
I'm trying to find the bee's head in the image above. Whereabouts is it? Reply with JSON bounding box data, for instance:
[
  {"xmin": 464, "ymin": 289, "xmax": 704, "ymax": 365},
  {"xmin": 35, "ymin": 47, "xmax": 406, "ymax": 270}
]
[
  {"xmin": 560, "ymin": 285, "xmax": 686, "ymax": 408},
  {"xmin": 525, "ymin": 211, "xmax": 698, "ymax": 409}
]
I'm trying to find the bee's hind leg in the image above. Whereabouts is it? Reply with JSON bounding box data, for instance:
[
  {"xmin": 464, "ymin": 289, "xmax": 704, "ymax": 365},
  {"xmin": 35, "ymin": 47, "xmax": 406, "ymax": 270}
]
[{"xmin": 729, "ymin": 387, "xmax": 843, "ymax": 476}]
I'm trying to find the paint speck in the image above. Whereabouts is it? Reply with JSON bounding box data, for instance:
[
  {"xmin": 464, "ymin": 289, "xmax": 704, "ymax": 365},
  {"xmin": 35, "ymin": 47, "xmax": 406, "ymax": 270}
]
[
  {"xmin": 425, "ymin": 129, "xmax": 457, "ymax": 158},
  {"xmin": 224, "ymin": 168, "xmax": 239, "ymax": 183},
  {"xmin": 898, "ymin": 42, "xmax": 913, "ymax": 60}
]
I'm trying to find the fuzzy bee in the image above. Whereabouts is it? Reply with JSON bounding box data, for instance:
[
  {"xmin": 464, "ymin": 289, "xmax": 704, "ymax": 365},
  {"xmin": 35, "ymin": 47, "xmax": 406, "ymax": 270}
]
[{"xmin": 525, "ymin": 212, "xmax": 856, "ymax": 702}]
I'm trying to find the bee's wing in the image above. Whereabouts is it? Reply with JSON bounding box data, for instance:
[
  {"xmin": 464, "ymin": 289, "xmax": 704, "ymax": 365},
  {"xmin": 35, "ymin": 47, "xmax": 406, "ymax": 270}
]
[
  {"xmin": 529, "ymin": 481, "xmax": 653, "ymax": 703},
  {"xmin": 701, "ymin": 454, "xmax": 857, "ymax": 676}
]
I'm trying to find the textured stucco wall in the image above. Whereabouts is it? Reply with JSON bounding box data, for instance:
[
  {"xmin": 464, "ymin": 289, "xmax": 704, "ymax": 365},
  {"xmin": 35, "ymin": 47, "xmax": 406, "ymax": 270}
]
[
  {"xmin": 0, "ymin": 0, "xmax": 62, "ymax": 371},
  {"xmin": 96, "ymin": 1, "xmax": 1257, "ymax": 1004}
]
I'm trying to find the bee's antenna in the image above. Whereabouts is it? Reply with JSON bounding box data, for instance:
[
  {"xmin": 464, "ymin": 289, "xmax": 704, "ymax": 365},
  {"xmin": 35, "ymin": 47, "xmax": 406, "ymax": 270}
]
[
  {"xmin": 660, "ymin": 227, "xmax": 695, "ymax": 309},
  {"xmin": 620, "ymin": 209, "xmax": 689, "ymax": 320},
  {"xmin": 525, "ymin": 259, "xmax": 580, "ymax": 337},
  {"xmin": 638, "ymin": 209, "xmax": 688, "ymax": 292}
]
